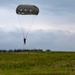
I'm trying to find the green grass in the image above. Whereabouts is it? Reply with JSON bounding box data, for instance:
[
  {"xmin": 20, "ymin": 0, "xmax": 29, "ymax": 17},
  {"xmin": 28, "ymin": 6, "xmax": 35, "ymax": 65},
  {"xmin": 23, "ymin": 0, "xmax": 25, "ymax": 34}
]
[{"xmin": 0, "ymin": 51, "xmax": 75, "ymax": 75}]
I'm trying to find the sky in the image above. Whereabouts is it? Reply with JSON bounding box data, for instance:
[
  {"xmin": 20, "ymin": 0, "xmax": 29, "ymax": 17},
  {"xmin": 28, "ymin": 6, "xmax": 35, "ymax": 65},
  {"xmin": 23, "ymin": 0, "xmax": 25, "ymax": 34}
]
[{"xmin": 0, "ymin": 0, "xmax": 75, "ymax": 51}]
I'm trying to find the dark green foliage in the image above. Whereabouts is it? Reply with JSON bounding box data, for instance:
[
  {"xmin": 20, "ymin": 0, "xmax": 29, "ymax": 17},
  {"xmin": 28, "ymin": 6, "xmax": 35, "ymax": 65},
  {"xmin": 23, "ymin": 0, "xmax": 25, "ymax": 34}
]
[
  {"xmin": 46, "ymin": 49, "xmax": 51, "ymax": 52},
  {"xmin": 0, "ymin": 49, "xmax": 44, "ymax": 53}
]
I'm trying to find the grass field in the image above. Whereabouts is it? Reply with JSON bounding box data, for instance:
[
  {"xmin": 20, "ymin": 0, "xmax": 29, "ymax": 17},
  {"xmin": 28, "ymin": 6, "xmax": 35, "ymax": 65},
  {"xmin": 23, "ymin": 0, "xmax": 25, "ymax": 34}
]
[{"xmin": 0, "ymin": 51, "xmax": 75, "ymax": 75}]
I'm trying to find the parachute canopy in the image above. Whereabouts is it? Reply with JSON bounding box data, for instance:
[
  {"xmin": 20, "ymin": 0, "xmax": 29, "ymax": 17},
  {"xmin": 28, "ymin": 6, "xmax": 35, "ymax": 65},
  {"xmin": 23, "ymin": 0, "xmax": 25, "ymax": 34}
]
[{"xmin": 16, "ymin": 5, "xmax": 39, "ymax": 15}]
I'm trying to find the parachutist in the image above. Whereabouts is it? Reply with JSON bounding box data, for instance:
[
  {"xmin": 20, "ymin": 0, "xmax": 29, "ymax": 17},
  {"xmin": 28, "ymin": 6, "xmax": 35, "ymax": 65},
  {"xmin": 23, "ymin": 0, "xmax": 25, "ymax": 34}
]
[
  {"xmin": 16, "ymin": 5, "xmax": 39, "ymax": 44},
  {"xmin": 24, "ymin": 38, "xmax": 26, "ymax": 44}
]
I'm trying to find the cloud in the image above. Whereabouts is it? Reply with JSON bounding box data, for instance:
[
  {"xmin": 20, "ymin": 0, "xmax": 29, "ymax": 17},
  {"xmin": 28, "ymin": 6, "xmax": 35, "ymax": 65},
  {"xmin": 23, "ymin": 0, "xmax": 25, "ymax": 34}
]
[
  {"xmin": 27, "ymin": 30, "xmax": 75, "ymax": 51},
  {"xmin": 0, "ymin": 0, "xmax": 75, "ymax": 51},
  {"xmin": 0, "ymin": 27, "xmax": 23, "ymax": 50},
  {"xmin": 0, "ymin": 27, "xmax": 75, "ymax": 51}
]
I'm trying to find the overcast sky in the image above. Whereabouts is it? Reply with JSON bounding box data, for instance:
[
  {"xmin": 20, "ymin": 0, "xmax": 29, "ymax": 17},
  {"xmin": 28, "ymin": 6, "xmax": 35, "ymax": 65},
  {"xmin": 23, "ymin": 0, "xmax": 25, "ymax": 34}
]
[{"xmin": 0, "ymin": 0, "xmax": 75, "ymax": 51}]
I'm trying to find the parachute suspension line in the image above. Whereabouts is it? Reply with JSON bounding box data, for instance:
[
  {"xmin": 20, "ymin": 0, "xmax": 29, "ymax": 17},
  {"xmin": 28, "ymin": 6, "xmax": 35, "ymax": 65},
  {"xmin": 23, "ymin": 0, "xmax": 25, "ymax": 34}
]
[
  {"xmin": 17, "ymin": 15, "xmax": 25, "ymax": 39},
  {"xmin": 26, "ymin": 15, "xmax": 37, "ymax": 39}
]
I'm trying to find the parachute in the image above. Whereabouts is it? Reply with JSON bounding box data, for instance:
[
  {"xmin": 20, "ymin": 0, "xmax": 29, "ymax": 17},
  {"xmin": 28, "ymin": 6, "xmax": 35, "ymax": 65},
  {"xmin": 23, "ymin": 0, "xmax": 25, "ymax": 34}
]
[
  {"xmin": 16, "ymin": 5, "xmax": 39, "ymax": 44},
  {"xmin": 16, "ymin": 5, "xmax": 39, "ymax": 15}
]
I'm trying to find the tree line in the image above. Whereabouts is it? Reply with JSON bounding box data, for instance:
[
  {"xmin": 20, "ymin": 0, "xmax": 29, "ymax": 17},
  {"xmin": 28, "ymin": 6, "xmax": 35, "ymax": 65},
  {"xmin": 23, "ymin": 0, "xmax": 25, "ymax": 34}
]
[{"xmin": 0, "ymin": 49, "xmax": 51, "ymax": 53}]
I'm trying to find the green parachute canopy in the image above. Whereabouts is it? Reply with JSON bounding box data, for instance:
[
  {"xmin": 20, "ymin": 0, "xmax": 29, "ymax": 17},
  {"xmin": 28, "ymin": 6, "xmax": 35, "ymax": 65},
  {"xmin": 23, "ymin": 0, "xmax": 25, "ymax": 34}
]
[{"xmin": 16, "ymin": 5, "xmax": 39, "ymax": 15}]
